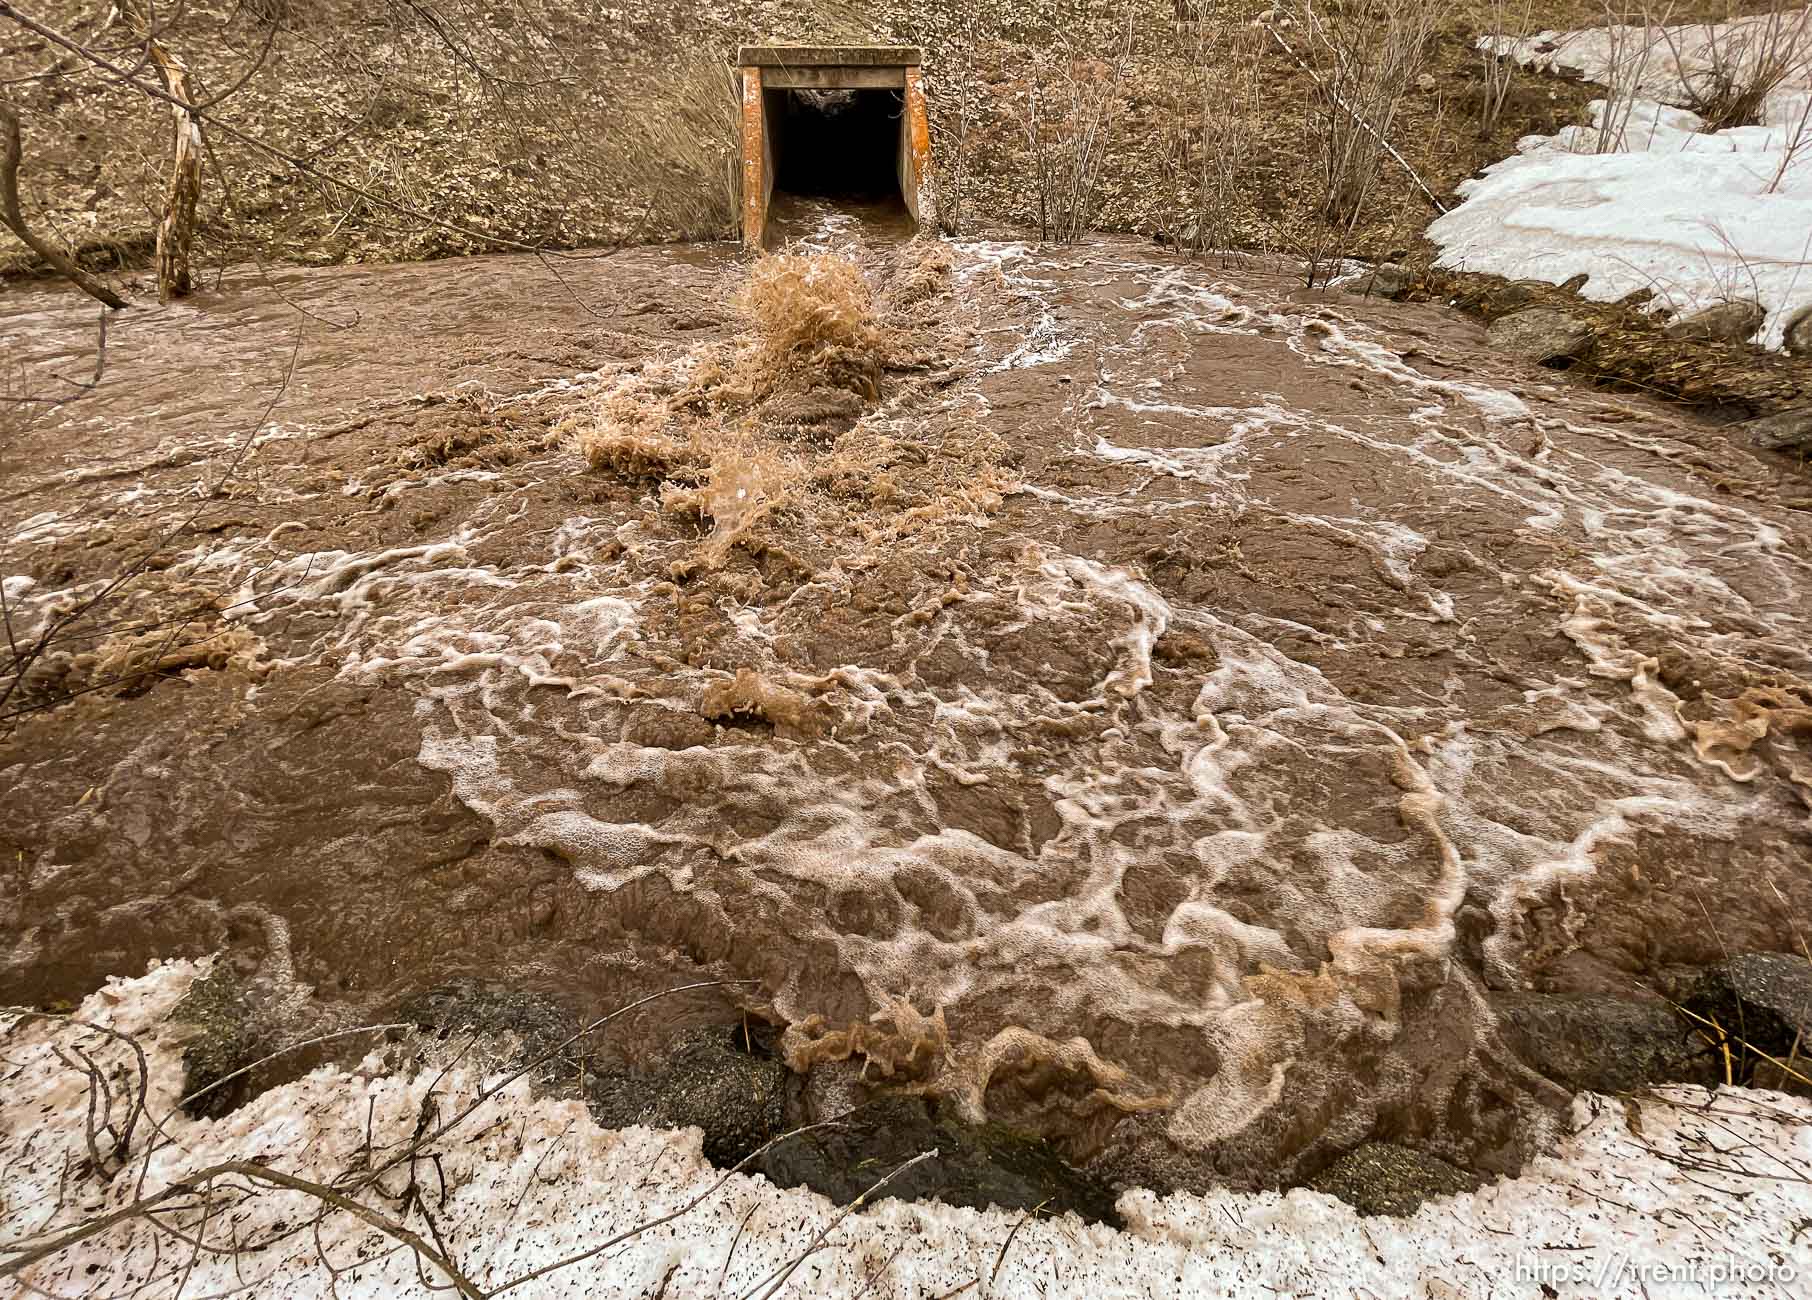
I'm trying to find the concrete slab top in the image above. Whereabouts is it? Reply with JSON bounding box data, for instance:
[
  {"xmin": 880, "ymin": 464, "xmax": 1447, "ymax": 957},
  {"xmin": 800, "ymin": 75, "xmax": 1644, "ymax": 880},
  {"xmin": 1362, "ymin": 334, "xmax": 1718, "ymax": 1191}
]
[{"xmin": 737, "ymin": 44, "xmax": 923, "ymax": 68}]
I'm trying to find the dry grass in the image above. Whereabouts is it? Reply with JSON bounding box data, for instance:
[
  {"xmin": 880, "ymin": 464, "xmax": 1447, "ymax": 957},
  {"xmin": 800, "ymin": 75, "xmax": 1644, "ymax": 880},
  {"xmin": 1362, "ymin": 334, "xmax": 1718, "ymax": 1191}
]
[
  {"xmin": 612, "ymin": 49, "xmax": 744, "ymax": 242},
  {"xmin": 1662, "ymin": 0, "xmax": 1812, "ymax": 131}
]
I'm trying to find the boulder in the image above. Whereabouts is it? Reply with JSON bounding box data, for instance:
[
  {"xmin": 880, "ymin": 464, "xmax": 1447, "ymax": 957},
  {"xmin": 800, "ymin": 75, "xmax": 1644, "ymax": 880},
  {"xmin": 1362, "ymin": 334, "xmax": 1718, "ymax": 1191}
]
[
  {"xmin": 1491, "ymin": 991, "xmax": 1712, "ymax": 1093},
  {"xmin": 1487, "ymin": 308, "xmax": 1595, "ymax": 365},
  {"xmin": 1684, "ymin": 953, "xmax": 1812, "ymax": 1091},
  {"xmin": 1724, "ymin": 952, "xmax": 1812, "ymax": 1035},
  {"xmin": 1357, "ymin": 262, "xmax": 1414, "ymax": 301},
  {"xmin": 1738, "ymin": 408, "xmax": 1812, "ymax": 453},
  {"xmin": 587, "ymin": 1025, "xmax": 787, "ymax": 1166},
  {"xmin": 399, "ymin": 980, "xmax": 574, "ymax": 1057},
  {"xmin": 1307, "ymin": 1142, "xmax": 1484, "ymax": 1217},
  {"xmin": 754, "ymin": 1094, "xmax": 1121, "ymax": 1225},
  {"xmin": 172, "ymin": 962, "xmax": 273, "ymax": 1119},
  {"xmin": 1785, "ymin": 304, "xmax": 1812, "ymax": 357},
  {"xmin": 1665, "ymin": 299, "xmax": 1766, "ymax": 344}
]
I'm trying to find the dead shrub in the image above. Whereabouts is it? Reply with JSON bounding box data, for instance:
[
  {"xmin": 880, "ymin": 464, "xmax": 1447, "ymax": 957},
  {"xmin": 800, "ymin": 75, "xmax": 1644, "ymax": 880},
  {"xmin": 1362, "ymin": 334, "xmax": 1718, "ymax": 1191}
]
[
  {"xmin": 1662, "ymin": 0, "xmax": 1812, "ymax": 132},
  {"xmin": 1156, "ymin": 13, "xmax": 1266, "ymax": 254},
  {"xmin": 1015, "ymin": 10, "xmax": 1138, "ymax": 245},
  {"xmin": 1288, "ymin": 0, "xmax": 1441, "ymax": 226},
  {"xmin": 613, "ymin": 50, "xmax": 743, "ymax": 241},
  {"xmin": 1477, "ymin": 0, "xmax": 1539, "ymax": 134}
]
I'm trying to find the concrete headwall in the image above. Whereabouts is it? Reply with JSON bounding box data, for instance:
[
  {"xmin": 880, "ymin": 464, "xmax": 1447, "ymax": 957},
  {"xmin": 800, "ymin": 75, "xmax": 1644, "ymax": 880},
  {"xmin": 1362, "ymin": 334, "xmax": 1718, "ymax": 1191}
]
[{"xmin": 738, "ymin": 45, "xmax": 929, "ymax": 248}]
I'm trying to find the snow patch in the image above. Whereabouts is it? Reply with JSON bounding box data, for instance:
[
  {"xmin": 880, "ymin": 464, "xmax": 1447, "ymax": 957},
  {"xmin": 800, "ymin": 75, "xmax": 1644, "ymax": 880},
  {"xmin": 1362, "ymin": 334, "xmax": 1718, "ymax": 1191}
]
[
  {"xmin": 1432, "ymin": 12, "xmax": 1812, "ymax": 348},
  {"xmin": 4, "ymin": 963, "xmax": 1810, "ymax": 1298}
]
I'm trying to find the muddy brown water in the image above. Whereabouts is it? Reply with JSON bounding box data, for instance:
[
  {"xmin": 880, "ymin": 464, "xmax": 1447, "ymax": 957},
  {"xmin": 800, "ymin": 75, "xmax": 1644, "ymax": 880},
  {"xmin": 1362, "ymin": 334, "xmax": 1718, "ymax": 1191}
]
[{"xmin": 3, "ymin": 223, "xmax": 1810, "ymax": 1190}]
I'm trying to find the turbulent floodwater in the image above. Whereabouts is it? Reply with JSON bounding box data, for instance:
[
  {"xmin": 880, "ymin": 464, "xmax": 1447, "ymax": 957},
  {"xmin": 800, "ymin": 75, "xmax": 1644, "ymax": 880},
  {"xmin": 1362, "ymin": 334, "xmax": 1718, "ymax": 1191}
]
[{"xmin": 3, "ymin": 224, "xmax": 1810, "ymax": 1189}]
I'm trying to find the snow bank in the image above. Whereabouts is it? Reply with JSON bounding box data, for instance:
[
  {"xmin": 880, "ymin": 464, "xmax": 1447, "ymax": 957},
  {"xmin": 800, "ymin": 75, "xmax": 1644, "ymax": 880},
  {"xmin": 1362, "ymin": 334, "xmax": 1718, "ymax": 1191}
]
[
  {"xmin": 5, "ymin": 962, "xmax": 1811, "ymax": 1298},
  {"xmin": 1429, "ymin": 12, "xmax": 1812, "ymax": 349}
]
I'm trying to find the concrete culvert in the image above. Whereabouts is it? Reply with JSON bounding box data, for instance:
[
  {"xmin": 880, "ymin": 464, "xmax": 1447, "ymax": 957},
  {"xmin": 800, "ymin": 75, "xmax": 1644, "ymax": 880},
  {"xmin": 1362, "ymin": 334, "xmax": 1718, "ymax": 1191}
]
[{"xmin": 737, "ymin": 45, "xmax": 932, "ymax": 247}]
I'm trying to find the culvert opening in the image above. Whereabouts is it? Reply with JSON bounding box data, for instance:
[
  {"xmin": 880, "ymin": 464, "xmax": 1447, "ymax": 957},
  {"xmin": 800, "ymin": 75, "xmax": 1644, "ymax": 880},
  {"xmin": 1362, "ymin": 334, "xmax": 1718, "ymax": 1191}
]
[
  {"xmin": 767, "ymin": 88, "xmax": 907, "ymax": 205},
  {"xmin": 737, "ymin": 45, "xmax": 930, "ymax": 247}
]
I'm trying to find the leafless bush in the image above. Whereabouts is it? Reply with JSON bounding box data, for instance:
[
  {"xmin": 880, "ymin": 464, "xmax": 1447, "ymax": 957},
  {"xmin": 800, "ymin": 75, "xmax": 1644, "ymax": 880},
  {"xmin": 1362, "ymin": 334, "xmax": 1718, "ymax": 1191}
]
[
  {"xmin": 929, "ymin": 11, "xmax": 984, "ymax": 236},
  {"xmin": 1016, "ymin": 8, "xmax": 1137, "ymax": 245},
  {"xmin": 1477, "ymin": 0, "xmax": 1538, "ymax": 133},
  {"xmin": 0, "ymin": 0, "xmax": 631, "ymax": 294},
  {"xmin": 1662, "ymin": 0, "xmax": 1812, "ymax": 131},
  {"xmin": 1579, "ymin": 2, "xmax": 1675, "ymax": 154},
  {"xmin": 1156, "ymin": 10, "xmax": 1265, "ymax": 256},
  {"xmin": 1768, "ymin": 87, "xmax": 1812, "ymax": 193},
  {"xmin": 1287, "ymin": 0, "xmax": 1441, "ymax": 227}
]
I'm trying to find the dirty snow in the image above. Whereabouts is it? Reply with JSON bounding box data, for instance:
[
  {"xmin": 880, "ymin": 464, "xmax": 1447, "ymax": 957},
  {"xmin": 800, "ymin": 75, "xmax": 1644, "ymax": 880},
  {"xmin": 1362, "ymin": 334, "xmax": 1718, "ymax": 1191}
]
[
  {"xmin": 1430, "ymin": 11, "xmax": 1812, "ymax": 348},
  {"xmin": 4, "ymin": 962, "xmax": 1809, "ymax": 1298}
]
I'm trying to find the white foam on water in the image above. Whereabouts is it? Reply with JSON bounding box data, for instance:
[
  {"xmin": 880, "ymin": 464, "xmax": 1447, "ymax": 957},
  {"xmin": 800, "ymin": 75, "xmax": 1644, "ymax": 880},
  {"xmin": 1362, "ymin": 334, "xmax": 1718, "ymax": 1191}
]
[{"xmin": 97, "ymin": 241, "xmax": 1810, "ymax": 1184}]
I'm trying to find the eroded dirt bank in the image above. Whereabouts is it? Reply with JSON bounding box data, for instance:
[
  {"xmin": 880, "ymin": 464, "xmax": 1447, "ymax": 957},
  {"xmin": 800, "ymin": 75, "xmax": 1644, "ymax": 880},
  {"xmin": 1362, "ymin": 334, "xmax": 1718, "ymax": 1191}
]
[{"xmin": 3, "ymin": 230, "xmax": 1809, "ymax": 1193}]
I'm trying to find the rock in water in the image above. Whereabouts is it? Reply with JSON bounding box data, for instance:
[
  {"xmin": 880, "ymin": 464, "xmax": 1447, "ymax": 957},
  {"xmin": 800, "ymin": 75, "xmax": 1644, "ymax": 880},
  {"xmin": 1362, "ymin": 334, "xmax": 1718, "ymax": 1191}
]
[
  {"xmin": 587, "ymin": 1025, "xmax": 787, "ymax": 1166},
  {"xmin": 1491, "ymin": 992, "xmax": 1711, "ymax": 1092},
  {"xmin": 1665, "ymin": 299, "xmax": 1766, "ymax": 343},
  {"xmin": 753, "ymin": 1094, "xmax": 1122, "ymax": 1225},
  {"xmin": 1307, "ymin": 1143, "xmax": 1484, "ymax": 1217},
  {"xmin": 1487, "ymin": 308, "xmax": 1595, "ymax": 365},
  {"xmin": 173, "ymin": 963, "xmax": 271, "ymax": 1119},
  {"xmin": 1738, "ymin": 409, "xmax": 1812, "ymax": 452},
  {"xmin": 1359, "ymin": 262, "xmax": 1414, "ymax": 300},
  {"xmin": 1721, "ymin": 953, "xmax": 1812, "ymax": 1037},
  {"xmin": 1685, "ymin": 952, "xmax": 1812, "ymax": 1090}
]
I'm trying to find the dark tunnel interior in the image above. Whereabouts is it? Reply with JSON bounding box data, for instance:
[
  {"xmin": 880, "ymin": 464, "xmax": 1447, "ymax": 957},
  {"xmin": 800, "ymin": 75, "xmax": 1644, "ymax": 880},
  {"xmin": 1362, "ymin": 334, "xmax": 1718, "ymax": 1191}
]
[{"xmin": 766, "ymin": 88, "xmax": 907, "ymax": 204}]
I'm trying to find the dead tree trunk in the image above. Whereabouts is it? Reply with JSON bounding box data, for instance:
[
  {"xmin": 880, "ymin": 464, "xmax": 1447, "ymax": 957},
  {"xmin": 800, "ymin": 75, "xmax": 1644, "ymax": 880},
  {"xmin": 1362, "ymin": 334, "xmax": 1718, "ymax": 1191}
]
[
  {"xmin": 0, "ymin": 100, "xmax": 130, "ymax": 308},
  {"xmin": 120, "ymin": 1, "xmax": 199, "ymax": 301},
  {"xmin": 150, "ymin": 49, "xmax": 199, "ymax": 301}
]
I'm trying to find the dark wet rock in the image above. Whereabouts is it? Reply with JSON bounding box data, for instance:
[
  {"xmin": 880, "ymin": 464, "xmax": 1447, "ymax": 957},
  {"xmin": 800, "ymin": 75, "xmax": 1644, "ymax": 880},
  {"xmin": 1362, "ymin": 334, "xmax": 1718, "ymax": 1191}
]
[
  {"xmin": 1786, "ymin": 304, "xmax": 1812, "ymax": 357},
  {"xmin": 1558, "ymin": 272, "xmax": 1590, "ymax": 294},
  {"xmin": 1357, "ymin": 262, "xmax": 1414, "ymax": 301},
  {"xmin": 172, "ymin": 963, "xmax": 271, "ymax": 1119},
  {"xmin": 1666, "ymin": 299, "xmax": 1766, "ymax": 344},
  {"xmin": 1493, "ymin": 280, "xmax": 1543, "ymax": 310},
  {"xmin": 754, "ymin": 1095, "xmax": 1122, "ymax": 1226},
  {"xmin": 1723, "ymin": 953, "xmax": 1812, "ymax": 1035},
  {"xmin": 1685, "ymin": 953, "xmax": 1812, "ymax": 1090},
  {"xmin": 398, "ymin": 980, "xmax": 575, "ymax": 1062},
  {"xmin": 588, "ymin": 1025, "xmax": 787, "ymax": 1166},
  {"xmin": 1738, "ymin": 408, "xmax": 1812, "ymax": 453},
  {"xmin": 1306, "ymin": 1142, "xmax": 1484, "ymax": 1217},
  {"xmin": 1491, "ymin": 992, "xmax": 1711, "ymax": 1093},
  {"xmin": 1487, "ymin": 308, "xmax": 1595, "ymax": 366}
]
